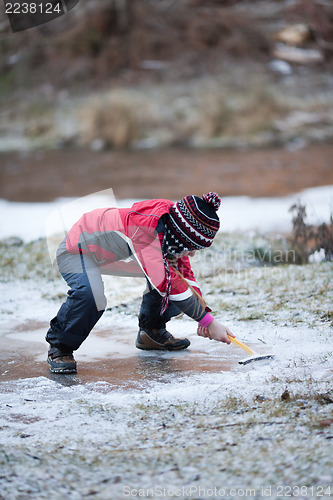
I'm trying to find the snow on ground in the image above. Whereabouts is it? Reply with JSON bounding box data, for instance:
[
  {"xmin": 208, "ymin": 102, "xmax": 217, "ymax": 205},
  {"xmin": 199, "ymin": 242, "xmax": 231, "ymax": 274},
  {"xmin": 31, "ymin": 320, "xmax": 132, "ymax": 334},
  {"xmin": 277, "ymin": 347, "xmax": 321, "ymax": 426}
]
[
  {"xmin": 0, "ymin": 188, "xmax": 332, "ymax": 499},
  {"xmin": 0, "ymin": 185, "xmax": 333, "ymax": 242}
]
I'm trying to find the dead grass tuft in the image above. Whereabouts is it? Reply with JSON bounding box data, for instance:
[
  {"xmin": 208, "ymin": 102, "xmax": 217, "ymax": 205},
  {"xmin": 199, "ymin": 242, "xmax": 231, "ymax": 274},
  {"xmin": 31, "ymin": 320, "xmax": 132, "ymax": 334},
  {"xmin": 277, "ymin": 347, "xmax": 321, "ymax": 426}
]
[
  {"xmin": 288, "ymin": 202, "xmax": 333, "ymax": 264},
  {"xmin": 80, "ymin": 90, "xmax": 142, "ymax": 149}
]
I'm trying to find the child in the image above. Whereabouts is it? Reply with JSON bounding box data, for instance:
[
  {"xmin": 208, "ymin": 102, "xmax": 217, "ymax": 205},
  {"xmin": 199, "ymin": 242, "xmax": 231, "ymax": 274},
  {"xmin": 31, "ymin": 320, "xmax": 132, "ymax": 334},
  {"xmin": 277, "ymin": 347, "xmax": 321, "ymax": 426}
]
[{"xmin": 46, "ymin": 192, "xmax": 235, "ymax": 373}]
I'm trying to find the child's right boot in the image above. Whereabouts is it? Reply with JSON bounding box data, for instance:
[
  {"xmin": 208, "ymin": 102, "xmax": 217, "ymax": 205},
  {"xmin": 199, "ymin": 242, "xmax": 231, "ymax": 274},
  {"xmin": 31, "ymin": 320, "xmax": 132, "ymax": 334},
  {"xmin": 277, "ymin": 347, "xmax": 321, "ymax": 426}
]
[{"xmin": 47, "ymin": 346, "xmax": 77, "ymax": 374}]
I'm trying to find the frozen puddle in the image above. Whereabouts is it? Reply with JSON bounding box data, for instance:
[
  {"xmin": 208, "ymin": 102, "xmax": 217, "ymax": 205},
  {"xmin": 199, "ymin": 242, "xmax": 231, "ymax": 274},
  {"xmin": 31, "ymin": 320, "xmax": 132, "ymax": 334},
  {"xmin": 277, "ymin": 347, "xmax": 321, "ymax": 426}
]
[{"xmin": 0, "ymin": 320, "xmax": 248, "ymax": 390}]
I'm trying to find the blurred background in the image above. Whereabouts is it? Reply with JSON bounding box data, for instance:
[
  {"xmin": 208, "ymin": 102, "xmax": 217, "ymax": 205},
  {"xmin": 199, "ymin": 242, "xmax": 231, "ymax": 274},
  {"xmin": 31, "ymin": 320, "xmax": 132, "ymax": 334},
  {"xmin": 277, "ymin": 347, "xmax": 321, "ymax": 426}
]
[{"xmin": 0, "ymin": 0, "xmax": 333, "ymax": 202}]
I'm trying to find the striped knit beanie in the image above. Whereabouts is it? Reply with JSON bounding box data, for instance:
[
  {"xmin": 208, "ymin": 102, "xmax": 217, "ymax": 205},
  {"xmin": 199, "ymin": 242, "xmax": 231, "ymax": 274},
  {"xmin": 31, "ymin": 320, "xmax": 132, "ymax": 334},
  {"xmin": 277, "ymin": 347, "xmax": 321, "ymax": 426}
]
[
  {"xmin": 160, "ymin": 192, "xmax": 221, "ymax": 314},
  {"xmin": 164, "ymin": 192, "xmax": 221, "ymax": 255}
]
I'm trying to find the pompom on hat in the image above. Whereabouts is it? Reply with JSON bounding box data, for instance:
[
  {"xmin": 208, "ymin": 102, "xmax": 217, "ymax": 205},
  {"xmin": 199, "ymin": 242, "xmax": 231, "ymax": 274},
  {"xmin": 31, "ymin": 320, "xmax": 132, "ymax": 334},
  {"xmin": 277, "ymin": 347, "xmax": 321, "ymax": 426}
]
[
  {"xmin": 164, "ymin": 192, "xmax": 221, "ymax": 255},
  {"xmin": 160, "ymin": 192, "xmax": 221, "ymax": 314}
]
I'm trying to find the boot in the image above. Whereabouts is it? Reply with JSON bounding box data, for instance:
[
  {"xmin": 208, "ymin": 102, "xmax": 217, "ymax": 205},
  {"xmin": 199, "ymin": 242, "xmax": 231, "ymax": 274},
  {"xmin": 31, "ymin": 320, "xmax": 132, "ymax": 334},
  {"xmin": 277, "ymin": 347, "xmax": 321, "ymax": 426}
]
[
  {"xmin": 136, "ymin": 327, "xmax": 190, "ymax": 351},
  {"xmin": 47, "ymin": 346, "xmax": 77, "ymax": 374}
]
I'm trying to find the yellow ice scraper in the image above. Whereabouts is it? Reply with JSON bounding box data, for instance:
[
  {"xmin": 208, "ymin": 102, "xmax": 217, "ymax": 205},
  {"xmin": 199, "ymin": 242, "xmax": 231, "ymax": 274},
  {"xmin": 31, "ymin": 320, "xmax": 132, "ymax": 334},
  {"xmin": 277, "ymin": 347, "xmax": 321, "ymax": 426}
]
[{"xmin": 228, "ymin": 335, "xmax": 275, "ymax": 365}]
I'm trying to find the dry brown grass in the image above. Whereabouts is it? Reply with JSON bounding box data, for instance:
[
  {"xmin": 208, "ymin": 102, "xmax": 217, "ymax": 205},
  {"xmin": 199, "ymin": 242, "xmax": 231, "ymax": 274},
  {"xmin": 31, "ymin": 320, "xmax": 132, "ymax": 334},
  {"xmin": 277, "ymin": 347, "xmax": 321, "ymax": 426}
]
[
  {"xmin": 80, "ymin": 90, "xmax": 142, "ymax": 148},
  {"xmin": 289, "ymin": 202, "xmax": 333, "ymax": 263},
  {"xmin": 79, "ymin": 75, "xmax": 286, "ymax": 149}
]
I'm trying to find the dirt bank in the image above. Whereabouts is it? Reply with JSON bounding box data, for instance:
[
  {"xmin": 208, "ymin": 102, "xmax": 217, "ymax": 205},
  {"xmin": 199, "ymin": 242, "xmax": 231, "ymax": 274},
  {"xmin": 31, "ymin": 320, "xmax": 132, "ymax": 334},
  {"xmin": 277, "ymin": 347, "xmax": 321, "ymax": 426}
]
[{"xmin": 1, "ymin": 143, "xmax": 333, "ymax": 202}]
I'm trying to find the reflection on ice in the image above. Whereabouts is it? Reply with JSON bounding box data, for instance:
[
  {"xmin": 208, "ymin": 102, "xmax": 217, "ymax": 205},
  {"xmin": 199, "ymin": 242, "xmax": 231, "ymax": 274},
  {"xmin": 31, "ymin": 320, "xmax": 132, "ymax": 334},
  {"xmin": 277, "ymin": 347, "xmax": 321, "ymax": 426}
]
[{"xmin": 1, "ymin": 323, "xmax": 238, "ymax": 389}]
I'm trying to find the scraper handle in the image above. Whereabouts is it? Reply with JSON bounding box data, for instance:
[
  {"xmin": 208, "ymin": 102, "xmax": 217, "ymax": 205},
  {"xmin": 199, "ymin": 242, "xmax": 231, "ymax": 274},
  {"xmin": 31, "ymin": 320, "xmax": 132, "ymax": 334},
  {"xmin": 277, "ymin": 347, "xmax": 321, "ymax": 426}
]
[{"xmin": 228, "ymin": 335, "xmax": 256, "ymax": 356}]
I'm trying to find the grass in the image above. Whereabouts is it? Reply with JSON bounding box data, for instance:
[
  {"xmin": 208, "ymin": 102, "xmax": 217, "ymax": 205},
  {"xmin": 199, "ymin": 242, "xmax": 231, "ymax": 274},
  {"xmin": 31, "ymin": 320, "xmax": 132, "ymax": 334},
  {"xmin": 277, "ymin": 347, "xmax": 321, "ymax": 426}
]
[
  {"xmin": 1, "ymin": 390, "xmax": 332, "ymax": 498},
  {"xmin": 79, "ymin": 75, "xmax": 287, "ymax": 149},
  {"xmin": 1, "ymin": 233, "xmax": 332, "ymax": 328},
  {"xmin": 0, "ymin": 238, "xmax": 59, "ymax": 282},
  {"xmin": 3, "ymin": 64, "xmax": 332, "ymax": 151},
  {"xmin": 80, "ymin": 90, "xmax": 142, "ymax": 149},
  {"xmin": 0, "ymin": 230, "xmax": 332, "ymax": 497},
  {"xmin": 200, "ymin": 247, "xmax": 333, "ymax": 328},
  {"xmin": 0, "ymin": 69, "xmax": 17, "ymax": 104}
]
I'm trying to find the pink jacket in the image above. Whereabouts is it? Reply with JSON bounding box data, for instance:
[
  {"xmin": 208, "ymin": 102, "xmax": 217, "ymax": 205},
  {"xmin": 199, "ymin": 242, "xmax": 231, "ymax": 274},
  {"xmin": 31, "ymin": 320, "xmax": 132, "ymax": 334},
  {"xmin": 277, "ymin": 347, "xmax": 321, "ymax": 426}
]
[{"xmin": 65, "ymin": 199, "xmax": 202, "ymax": 303}]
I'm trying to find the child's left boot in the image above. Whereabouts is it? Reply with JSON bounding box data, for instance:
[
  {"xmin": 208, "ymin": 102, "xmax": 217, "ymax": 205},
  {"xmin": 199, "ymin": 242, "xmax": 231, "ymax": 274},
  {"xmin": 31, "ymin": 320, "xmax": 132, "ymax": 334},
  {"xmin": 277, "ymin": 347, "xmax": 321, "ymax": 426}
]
[{"xmin": 136, "ymin": 327, "xmax": 190, "ymax": 351}]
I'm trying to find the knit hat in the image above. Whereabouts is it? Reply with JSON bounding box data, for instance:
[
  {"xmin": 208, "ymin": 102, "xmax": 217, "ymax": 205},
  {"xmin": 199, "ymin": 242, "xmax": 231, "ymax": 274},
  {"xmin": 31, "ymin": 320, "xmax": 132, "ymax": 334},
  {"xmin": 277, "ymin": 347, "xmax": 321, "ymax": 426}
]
[
  {"xmin": 160, "ymin": 192, "xmax": 221, "ymax": 314},
  {"xmin": 164, "ymin": 192, "xmax": 221, "ymax": 255}
]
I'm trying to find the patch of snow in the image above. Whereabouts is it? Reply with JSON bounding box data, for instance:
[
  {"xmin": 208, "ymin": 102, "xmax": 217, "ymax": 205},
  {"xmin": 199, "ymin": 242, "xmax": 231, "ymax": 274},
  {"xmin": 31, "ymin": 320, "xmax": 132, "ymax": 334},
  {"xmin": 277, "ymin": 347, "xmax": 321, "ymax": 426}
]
[
  {"xmin": 219, "ymin": 185, "xmax": 333, "ymax": 233},
  {"xmin": 309, "ymin": 248, "xmax": 326, "ymax": 263},
  {"xmin": 268, "ymin": 59, "xmax": 292, "ymax": 75},
  {"xmin": 0, "ymin": 185, "xmax": 332, "ymax": 242}
]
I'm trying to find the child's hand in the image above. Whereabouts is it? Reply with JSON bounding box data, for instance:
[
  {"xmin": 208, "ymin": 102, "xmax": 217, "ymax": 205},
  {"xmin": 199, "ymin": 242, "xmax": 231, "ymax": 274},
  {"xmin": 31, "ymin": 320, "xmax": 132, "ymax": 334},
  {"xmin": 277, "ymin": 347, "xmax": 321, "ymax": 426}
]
[
  {"xmin": 197, "ymin": 325, "xmax": 211, "ymax": 338},
  {"xmin": 200, "ymin": 319, "xmax": 235, "ymax": 344}
]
